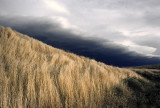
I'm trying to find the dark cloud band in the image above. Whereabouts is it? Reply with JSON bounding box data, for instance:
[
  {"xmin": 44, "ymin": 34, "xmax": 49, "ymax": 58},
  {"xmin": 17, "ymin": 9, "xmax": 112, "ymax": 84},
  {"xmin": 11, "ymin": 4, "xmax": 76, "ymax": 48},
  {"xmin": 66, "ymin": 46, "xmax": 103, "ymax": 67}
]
[{"xmin": 0, "ymin": 15, "xmax": 160, "ymax": 67}]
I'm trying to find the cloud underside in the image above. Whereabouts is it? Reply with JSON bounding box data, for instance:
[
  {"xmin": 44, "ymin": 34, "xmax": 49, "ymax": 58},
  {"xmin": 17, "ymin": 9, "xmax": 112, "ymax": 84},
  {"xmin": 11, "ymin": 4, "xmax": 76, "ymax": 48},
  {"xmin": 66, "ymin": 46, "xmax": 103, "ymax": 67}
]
[{"xmin": 0, "ymin": 15, "xmax": 160, "ymax": 67}]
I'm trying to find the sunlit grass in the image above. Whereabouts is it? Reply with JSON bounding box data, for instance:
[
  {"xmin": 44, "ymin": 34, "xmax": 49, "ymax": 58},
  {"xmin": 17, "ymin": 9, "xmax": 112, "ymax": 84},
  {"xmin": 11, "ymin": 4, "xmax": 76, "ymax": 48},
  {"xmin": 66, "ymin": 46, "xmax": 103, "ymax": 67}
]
[{"xmin": 0, "ymin": 26, "xmax": 145, "ymax": 108}]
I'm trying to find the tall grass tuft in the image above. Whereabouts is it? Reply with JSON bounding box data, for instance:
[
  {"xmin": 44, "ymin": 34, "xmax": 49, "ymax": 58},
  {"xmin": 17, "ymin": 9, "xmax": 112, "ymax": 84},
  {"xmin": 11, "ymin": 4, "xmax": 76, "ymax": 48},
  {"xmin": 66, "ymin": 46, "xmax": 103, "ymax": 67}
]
[{"xmin": 0, "ymin": 26, "xmax": 142, "ymax": 108}]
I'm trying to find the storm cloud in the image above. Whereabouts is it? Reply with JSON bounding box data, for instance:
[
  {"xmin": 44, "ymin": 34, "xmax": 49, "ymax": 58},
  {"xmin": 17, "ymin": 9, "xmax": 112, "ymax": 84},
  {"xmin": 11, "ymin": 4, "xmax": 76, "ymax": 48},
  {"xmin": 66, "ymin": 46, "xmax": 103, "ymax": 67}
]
[{"xmin": 0, "ymin": 15, "xmax": 160, "ymax": 67}]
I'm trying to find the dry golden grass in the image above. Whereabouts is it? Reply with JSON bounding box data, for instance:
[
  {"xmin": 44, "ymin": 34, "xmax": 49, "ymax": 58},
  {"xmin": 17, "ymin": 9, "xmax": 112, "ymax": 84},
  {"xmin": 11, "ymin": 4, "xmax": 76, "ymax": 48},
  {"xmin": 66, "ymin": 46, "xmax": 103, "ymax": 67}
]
[{"xmin": 0, "ymin": 26, "xmax": 143, "ymax": 108}]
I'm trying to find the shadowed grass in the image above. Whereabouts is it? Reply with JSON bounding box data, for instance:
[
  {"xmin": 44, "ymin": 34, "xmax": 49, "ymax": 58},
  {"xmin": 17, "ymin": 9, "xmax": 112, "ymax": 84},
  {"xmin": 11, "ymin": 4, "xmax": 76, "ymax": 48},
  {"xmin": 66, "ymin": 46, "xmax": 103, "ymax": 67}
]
[{"xmin": 128, "ymin": 68, "xmax": 160, "ymax": 107}]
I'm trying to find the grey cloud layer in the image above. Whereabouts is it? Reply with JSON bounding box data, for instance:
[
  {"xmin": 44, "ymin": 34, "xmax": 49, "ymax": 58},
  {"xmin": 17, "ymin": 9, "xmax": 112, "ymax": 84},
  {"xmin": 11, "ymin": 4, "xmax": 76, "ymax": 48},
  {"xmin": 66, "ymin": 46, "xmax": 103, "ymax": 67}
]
[{"xmin": 62, "ymin": 0, "xmax": 160, "ymax": 55}]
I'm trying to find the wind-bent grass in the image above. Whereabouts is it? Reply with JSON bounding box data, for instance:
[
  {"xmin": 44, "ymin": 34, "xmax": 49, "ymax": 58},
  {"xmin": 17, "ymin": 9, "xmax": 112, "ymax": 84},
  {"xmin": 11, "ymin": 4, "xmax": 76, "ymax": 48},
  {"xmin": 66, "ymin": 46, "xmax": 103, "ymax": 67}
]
[{"xmin": 0, "ymin": 26, "xmax": 143, "ymax": 108}]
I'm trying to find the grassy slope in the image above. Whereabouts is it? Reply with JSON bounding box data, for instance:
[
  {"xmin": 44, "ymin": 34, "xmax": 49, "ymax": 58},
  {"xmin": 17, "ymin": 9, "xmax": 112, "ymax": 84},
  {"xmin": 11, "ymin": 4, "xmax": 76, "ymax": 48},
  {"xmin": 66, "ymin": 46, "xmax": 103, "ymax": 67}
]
[
  {"xmin": 0, "ymin": 26, "xmax": 159, "ymax": 108},
  {"xmin": 130, "ymin": 65, "xmax": 160, "ymax": 70},
  {"xmin": 128, "ymin": 66, "xmax": 160, "ymax": 107}
]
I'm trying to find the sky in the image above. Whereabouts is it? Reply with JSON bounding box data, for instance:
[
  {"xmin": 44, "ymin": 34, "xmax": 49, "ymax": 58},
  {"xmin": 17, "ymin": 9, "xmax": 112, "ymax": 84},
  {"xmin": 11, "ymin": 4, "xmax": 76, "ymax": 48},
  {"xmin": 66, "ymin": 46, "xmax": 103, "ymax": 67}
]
[{"xmin": 0, "ymin": 0, "xmax": 160, "ymax": 67}]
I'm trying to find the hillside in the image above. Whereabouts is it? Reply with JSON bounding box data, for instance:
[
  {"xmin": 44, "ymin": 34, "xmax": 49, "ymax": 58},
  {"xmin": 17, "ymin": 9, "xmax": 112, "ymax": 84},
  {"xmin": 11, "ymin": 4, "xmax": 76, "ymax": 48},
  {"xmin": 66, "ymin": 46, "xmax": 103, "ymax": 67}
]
[
  {"xmin": 0, "ymin": 26, "xmax": 159, "ymax": 108},
  {"xmin": 129, "ymin": 64, "xmax": 160, "ymax": 70},
  {"xmin": 128, "ymin": 67, "xmax": 160, "ymax": 107}
]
